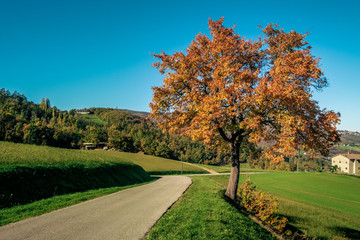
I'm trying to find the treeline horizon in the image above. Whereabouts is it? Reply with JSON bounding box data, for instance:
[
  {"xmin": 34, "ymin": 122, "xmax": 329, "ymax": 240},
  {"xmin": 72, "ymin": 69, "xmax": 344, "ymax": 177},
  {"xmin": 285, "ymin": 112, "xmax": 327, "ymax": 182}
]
[
  {"xmin": 0, "ymin": 88, "xmax": 333, "ymax": 170},
  {"xmin": 0, "ymin": 88, "xmax": 229, "ymax": 164}
]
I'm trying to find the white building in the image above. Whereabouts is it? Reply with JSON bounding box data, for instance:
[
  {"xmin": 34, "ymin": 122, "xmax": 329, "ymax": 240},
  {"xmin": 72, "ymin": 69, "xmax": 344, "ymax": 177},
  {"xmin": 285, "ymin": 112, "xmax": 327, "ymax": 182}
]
[{"xmin": 331, "ymin": 154, "xmax": 360, "ymax": 175}]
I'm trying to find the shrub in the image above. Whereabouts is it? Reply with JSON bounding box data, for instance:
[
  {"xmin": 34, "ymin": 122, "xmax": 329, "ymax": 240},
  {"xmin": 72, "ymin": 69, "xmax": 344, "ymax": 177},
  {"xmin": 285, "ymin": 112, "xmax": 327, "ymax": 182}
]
[{"xmin": 237, "ymin": 177, "xmax": 288, "ymax": 232}]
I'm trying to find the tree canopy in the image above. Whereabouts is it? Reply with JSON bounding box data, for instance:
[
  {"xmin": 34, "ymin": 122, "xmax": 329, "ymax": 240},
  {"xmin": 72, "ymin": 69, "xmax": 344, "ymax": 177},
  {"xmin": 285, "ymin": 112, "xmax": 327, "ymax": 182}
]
[
  {"xmin": 150, "ymin": 18, "xmax": 340, "ymax": 199},
  {"xmin": 0, "ymin": 88, "xmax": 220, "ymax": 164}
]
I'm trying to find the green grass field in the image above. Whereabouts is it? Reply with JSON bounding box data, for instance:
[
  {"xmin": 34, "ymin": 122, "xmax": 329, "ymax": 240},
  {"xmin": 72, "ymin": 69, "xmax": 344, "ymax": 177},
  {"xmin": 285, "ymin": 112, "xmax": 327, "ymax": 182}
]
[
  {"xmin": 108, "ymin": 151, "xmax": 207, "ymax": 174},
  {"xmin": 192, "ymin": 163, "xmax": 270, "ymax": 173},
  {"xmin": 77, "ymin": 114, "xmax": 105, "ymax": 126},
  {"xmin": 0, "ymin": 141, "xmax": 205, "ymax": 225},
  {"xmin": 0, "ymin": 141, "xmax": 153, "ymax": 208},
  {"xmin": 6, "ymin": 141, "xmax": 358, "ymax": 239},
  {"xmin": 210, "ymin": 173, "xmax": 360, "ymax": 239},
  {"xmin": 147, "ymin": 176, "xmax": 275, "ymax": 240},
  {"xmin": 0, "ymin": 141, "xmax": 206, "ymax": 174},
  {"xmin": 191, "ymin": 163, "xmax": 231, "ymax": 173},
  {"xmin": 0, "ymin": 181, "xmax": 154, "ymax": 226},
  {"xmin": 338, "ymin": 145, "xmax": 360, "ymax": 153}
]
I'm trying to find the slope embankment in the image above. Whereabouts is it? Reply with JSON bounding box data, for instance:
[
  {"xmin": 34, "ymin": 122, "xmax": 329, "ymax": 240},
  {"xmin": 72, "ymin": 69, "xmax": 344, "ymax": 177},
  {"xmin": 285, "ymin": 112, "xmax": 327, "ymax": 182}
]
[
  {"xmin": 0, "ymin": 142, "xmax": 152, "ymax": 208},
  {"xmin": 0, "ymin": 162, "xmax": 151, "ymax": 208}
]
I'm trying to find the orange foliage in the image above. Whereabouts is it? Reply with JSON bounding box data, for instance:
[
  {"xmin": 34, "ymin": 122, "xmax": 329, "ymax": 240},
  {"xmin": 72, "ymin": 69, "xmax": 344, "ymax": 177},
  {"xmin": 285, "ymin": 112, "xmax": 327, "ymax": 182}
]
[{"xmin": 150, "ymin": 17, "xmax": 340, "ymax": 163}]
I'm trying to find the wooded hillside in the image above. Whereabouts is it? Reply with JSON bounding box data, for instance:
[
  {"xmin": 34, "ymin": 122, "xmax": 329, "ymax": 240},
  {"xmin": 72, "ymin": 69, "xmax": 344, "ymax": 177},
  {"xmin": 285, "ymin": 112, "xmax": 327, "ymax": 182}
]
[{"xmin": 0, "ymin": 88, "xmax": 225, "ymax": 164}]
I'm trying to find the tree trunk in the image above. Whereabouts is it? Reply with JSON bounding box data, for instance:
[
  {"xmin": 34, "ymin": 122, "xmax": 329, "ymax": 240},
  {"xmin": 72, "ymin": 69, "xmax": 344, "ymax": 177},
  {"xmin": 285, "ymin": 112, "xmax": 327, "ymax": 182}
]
[{"xmin": 225, "ymin": 140, "xmax": 240, "ymax": 200}]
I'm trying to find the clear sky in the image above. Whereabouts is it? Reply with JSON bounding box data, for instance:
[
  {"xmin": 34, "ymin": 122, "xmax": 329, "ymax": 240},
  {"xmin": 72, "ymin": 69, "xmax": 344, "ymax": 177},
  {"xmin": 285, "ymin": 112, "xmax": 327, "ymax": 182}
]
[{"xmin": 1, "ymin": 0, "xmax": 359, "ymax": 131}]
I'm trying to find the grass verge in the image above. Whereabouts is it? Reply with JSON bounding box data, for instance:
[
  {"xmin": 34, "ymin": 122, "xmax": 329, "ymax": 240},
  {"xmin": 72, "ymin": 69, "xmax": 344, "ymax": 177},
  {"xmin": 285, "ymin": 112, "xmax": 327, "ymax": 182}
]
[
  {"xmin": 0, "ymin": 141, "xmax": 207, "ymax": 207},
  {"xmin": 114, "ymin": 152, "xmax": 207, "ymax": 174},
  {"xmin": 0, "ymin": 180, "xmax": 155, "ymax": 226},
  {"xmin": 338, "ymin": 145, "xmax": 360, "ymax": 153},
  {"xmin": 192, "ymin": 163, "xmax": 272, "ymax": 173},
  {"xmin": 209, "ymin": 173, "xmax": 360, "ymax": 239},
  {"xmin": 0, "ymin": 141, "xmax": 207, "ymax": 175},
  {"xmin": 146, "ymin": 176, "xmax": 275, "ymax": 240},
  {"xmin": 0, "ymin": 162, "xmax": 151, "ymax": 208},
  {"xmin": 191, "ymin": 163, "xmax": 231, "ymax": 173}
]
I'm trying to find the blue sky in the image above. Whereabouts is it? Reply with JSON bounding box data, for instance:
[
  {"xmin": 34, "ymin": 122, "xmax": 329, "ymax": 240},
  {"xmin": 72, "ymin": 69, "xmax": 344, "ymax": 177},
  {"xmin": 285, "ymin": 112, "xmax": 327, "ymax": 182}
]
[{"xmin": 0, "ymin": 0, "xmax": 359, "ymax": 131}]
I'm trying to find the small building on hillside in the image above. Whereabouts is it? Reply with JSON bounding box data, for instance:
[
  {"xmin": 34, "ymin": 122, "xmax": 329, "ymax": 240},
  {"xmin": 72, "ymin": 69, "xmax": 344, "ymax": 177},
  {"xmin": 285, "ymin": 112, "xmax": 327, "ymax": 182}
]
[
  {"xmin": 331, "ymin": 154, "xmax": 360, "ymax": 175},
  {"xmin": 82, "ymin": 142, "xmax": 108, "ymax": 150},
  {"xmin": 82, "ymin": 143, "xmax": 95, "ymax": 150},
  {"xmin": 76, "ymin": 110, "xmax": 90, "ymax": 115}
]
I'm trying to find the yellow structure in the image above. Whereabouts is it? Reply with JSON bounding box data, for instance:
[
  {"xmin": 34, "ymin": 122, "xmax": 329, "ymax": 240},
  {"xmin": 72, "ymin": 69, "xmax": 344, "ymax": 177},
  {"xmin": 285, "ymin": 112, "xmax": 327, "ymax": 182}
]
[{"xmin": 331, "ymin": 154, "xmax": 360, "ymax": 175}]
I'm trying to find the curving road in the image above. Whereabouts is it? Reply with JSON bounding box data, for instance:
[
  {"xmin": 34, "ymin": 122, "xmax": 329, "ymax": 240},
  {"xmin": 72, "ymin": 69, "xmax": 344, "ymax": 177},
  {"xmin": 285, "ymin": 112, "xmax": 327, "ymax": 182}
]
[{"xmin": 0, "ymin": 176, "xmax": 192, "ymax": 240}]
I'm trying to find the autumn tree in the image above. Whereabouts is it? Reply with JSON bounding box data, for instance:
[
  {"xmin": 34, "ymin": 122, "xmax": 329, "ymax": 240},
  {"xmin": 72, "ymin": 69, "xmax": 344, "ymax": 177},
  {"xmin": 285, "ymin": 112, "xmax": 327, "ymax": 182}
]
[{"xmin": 149, "ymin": 18, "xmax": 340, "ymax": 200}]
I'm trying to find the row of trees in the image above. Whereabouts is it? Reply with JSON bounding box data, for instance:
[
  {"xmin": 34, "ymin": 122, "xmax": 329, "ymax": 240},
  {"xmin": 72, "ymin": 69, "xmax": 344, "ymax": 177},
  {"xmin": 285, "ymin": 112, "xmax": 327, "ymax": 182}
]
[
  {"xmin": 0, "ymin": 85, "xmax": 337, "ymax": 177},
  {"xmin": 0, "ymin": 88, "xmax": 226, "ymax": 163},
  {"xmin": 0, "ymin": 89, "xmax": 81, "ymax": 148},
  {"xmin": 247, "ymin": 153, "xmax": 331, "ymax": 172},
  {"xmin": 89, "ymin": 108, "xmax": 227, "ymax": 163}
]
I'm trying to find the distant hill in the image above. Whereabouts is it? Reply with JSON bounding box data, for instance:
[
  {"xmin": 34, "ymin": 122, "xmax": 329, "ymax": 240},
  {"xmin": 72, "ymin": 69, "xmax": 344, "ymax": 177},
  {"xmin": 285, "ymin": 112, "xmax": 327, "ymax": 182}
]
[
  {"xmin": 76, "ymin": 107, "xmax": 149, "ymax": 118},
  {"xmin": 338, "ymin": 130, "xmax": 360, "ymax": 145},
  {"xmin": 112, "ymin": 109, "xmax": 149, "ymax": 118},
  {"xmin": 330, "ymin": 130, "xmax": 360, "ymax": 155},
  {"xmin": 0, "ymin": 88, "xmax": 222, "ymax": 165}
]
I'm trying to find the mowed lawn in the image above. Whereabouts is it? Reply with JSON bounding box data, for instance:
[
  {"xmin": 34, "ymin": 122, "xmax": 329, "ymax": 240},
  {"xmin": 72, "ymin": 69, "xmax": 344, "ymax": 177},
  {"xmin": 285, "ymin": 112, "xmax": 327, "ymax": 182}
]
[
  {"xmin": 338, "ymin": 145, "xmax": 360, "ymax": 153},
  {"xmin": 0, "ymin": 141, "xmax": 206, "ymax": 174},
  {"xmin": 105, "ymin": 151, "xmax": 206, "ymax": 174},
  {"xmin": 210, "ymin": 172, "xmax": 360, "ymax": 239},
  {"xmin": 192, "ymin": 163, "xmax": 270, "ymax": 173},
  {"xmin": 0, "ymin": 141, "xmax": 205, "ymax": 225},
  {"xmin": 147, "ymin": 176, "xmax": 275, "ymax": 240}
]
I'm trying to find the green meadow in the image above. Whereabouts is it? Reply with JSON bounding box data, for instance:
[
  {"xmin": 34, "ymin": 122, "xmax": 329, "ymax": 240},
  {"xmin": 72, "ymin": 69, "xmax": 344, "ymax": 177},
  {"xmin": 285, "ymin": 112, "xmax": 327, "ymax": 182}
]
[
  {"xmin": 210, "ymin": 173, "xmax": 360, "ymax": 239},
  {"xmin": 77, "ymin": 113, "xmax": 106, "ymax": 126},
  {"xmin": 192, "ymin": 163, "xmax": 270, "ymax": 173},
  {"xmin": 147, "ymin": 176, "xmax": 275, "ymax": 240},
  {"xmin": 338, "ymin": 145, "xmax": 360, "ymax": 153},
  {"xmin": 0, "ymin": 141, "xmax": 205, "ymax": 225},
  {"xmin": 0, "ymin": 141, "xmax": 206, "ymax": 174},
  {"xmin": 110, "ymin": 151, "xmax": 207, "ymax": 175},
  {"xmin": 3, "ymin": 141, "xmax": 359, "ymax": 239}
]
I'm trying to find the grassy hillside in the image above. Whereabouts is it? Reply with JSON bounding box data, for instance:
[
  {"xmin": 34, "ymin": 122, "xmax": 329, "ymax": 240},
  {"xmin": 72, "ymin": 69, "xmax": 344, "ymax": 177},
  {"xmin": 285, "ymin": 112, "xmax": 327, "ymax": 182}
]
[
  {"xmin": 77, "ymin": 114, "xmax": 106, "ymax": 126},
  {"xmin": 0, "ymin": 89, "xmax": 221, "ymax": 164},
  {"xmin": 331, "ymin": 131, "xmax": 360, "ymax": 155},
  {"xmin": 115, "ymin": 152, "xmax": 207, "ymax": 175},
  {"xmin": 118, "ymin": 109, "xmax": 149, "ymax": 118},
  {"xmin": 0, "ymin": 142, "xmax": 152, "ymax": 208},
  {"xmin": 339, "ymin": 131, "xmax": 360, "ymax": 146},
  {"xmin": 210, "ymin": 173, "xmax": 360, "ymax": 239},
  {"xmin": 147, "ymin": 176, "xmax": 275, "ymax": 240},
  {"xmin": 0, "ymin": 141, "xmax": 205, "ymax": 207},
  {"xmin": 192, "ymin": 163, "xmax": 270, "ymax": 173},
  {"xmin": 0, "ymin": 141, "xmax": 206, "ymax": 174},
  {"xmin": 0, "ymin": 141, "xmax": 206, "ymax": 225},
  {"xmin": 337, "ymin": 145, "xmax": 360, "ymax": 153}
]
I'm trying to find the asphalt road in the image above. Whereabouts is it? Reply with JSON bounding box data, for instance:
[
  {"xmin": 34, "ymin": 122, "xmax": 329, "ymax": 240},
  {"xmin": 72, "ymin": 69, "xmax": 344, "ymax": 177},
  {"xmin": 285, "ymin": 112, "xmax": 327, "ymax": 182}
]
[{"xmin": 0, "ymin": 176, "xmax": 192, "ymax": 240}]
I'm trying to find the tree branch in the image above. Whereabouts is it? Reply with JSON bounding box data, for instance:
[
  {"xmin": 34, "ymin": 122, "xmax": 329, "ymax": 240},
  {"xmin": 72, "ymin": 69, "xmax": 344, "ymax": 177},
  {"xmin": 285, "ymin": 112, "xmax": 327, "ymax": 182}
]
[
  {"xmin": 218, "ymin": 127, "xmax": 232, "ymax": 142},
  {"xmin": 232, "ymin": 129, "xmax": 245, "ymax": 141}
]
